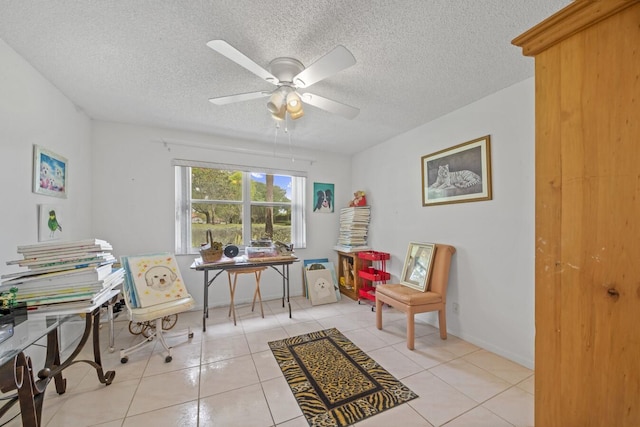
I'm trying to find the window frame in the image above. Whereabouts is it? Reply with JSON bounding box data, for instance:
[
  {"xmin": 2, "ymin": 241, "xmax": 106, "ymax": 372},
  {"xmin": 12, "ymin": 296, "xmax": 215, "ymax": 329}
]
[{"xmin": 174, "ymin": 160, "xmax": 306, "ymax": 254}]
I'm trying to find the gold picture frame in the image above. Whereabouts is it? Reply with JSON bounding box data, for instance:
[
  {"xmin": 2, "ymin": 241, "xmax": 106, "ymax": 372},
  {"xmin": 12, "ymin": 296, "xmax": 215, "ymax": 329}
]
[
  {"xmin": 400, "ymin": 242, "xmax": 436, "ymax": 292},
  {"xmin": 422, "ymin": 135, "xmax": 492, "ymax": 206}
]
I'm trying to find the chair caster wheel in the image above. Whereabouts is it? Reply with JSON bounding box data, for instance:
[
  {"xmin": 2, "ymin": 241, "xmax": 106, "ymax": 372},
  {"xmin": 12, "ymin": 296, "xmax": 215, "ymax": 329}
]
[
  {"xmin": 188, "ymin": 332, "xmax": 194, "ymax": 339},
  {"xmin": 120, "ymin": 357, "xmax": 128, "ymax": 364},
  {"xmin": 165, "ymin": 355, "xmax": 172, "ymax": 363},
  {"xmin": 358, "ymin": 300, "xmax": 361, "ymax": 304}
]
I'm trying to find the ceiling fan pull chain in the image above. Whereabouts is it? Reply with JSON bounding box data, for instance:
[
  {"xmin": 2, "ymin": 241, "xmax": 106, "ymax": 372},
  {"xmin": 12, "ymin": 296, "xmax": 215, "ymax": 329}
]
[
  {"xmin": 288, "ymin": 124, "xmax": 294, "ymax": 162},
  {"xmin": 273, "ymin": 122, "xmax": 279, "ymax": 157}
]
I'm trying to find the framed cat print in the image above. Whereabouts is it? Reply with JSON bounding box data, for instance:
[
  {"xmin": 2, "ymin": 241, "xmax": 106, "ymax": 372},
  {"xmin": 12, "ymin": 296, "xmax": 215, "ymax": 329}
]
[{"xmin": 421, "ymin": 135, "xmax": 492, "ymax": 206}]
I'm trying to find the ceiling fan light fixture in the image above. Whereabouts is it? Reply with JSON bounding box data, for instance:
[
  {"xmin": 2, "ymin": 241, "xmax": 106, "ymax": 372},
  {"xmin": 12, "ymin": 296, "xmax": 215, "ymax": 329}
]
[
  {"xmin": 289, "ymin": 107, "xmax": 304, "ymax": 120},
  {"xmin": 286, "ymin": 92, "xmax": 302, "ymax": 114},
  {"xmin": 271, "ymin": 107, "xmax": 287, "ymax": 122},
  {"xmin": 267, "ymin": 90, "xmax": 286, "ymax": 114},
  {"xmin": 271, "ymin": 104, "xmax": 286, "ymax": 121}
]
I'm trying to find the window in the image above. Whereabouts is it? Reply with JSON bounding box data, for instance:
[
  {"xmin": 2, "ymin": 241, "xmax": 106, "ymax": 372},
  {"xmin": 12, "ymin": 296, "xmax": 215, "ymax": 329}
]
[{"xmin": 175, "ymin": 161, "xmax": 306, "ymax": 254}]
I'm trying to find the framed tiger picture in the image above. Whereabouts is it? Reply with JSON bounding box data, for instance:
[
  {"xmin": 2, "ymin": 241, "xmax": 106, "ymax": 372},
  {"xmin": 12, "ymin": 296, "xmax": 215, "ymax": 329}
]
[{"xmin": 421, "ymin": 135, "xmax": 492, "ymax": 206}]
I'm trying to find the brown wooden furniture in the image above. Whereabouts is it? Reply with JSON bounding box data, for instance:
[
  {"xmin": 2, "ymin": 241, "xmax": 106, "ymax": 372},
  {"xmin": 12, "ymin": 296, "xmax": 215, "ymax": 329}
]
[
  {"xmin": 513, "ymin": 3, "xmax": 640, "ymax": 425},
  {"xmin": 227, "ymin": 266, "xmax": 267, "ymax": 325},
  {"xmin": 336, "ymin": 250, "xmax": 371, "ymax": 300},
  {"xmin": 375, "ymin": 244, "xmax": 455, "ymax": 349}
]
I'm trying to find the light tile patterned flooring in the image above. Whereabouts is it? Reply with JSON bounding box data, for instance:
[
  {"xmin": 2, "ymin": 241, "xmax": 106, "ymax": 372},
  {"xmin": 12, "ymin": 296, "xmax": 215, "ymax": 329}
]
[{"xmin": 3, "ymin": 296, "xmax": 534, "ymax": 426}]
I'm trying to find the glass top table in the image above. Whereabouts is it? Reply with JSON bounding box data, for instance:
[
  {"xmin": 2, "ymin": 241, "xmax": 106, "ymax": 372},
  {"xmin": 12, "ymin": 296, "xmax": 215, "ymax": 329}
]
[
  {"xmin": 0, "ymin": 314, "xmax": 68, "ymax": 368},
  {"xmin": 0, "ymin": 289, "xmax": 119, "ymax": 427}
]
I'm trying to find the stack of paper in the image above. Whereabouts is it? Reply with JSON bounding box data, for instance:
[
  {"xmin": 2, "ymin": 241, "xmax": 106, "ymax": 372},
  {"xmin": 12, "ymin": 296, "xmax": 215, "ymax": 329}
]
[
  {"xmin": 1, "ymin": 239, "xmax": 124, "ymax": 310},
  {"xmin": 334, "ymin": 206, "xmax": 371, "ymax": 252}
]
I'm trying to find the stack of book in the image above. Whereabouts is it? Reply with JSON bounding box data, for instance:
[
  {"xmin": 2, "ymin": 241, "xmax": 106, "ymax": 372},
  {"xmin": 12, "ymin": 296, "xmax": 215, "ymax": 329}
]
[
  {"xmin": 1, "ymin": 239, "xmax": 124, "ymax": 311},
  {"xmin": 334, "ymin": 206, "xmax": 372, "ymax": 252}
]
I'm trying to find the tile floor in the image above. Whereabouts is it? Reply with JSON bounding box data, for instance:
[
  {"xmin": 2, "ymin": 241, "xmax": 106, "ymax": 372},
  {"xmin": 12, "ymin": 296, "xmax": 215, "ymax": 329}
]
[{"xmin": 2, "ymin": 296, "xmax": 534, "ymax": 426}]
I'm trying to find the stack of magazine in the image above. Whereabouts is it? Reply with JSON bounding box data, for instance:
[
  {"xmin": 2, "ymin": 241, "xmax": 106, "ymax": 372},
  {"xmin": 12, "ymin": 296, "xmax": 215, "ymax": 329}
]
[
  {"xmin": 1, "ymin": 239, "xmax": 124, "ymax": 311},
  {"xmin": 334, "ymin": 206, "xmax": 371, "ymax": 252}
]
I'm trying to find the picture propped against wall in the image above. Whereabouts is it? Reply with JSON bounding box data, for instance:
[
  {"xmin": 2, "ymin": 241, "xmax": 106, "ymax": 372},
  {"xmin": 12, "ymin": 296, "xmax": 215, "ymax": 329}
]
[
  {"xmin": 313, "ymin": 182, "xmax": 334, "ymax": 213},
  {"xmin": 400, "ymin": 242, "xmax": 436, "ymax": 292},
  {"xmin": 305, "ymin": 264, "xmax": 339, "ymax": 305}
]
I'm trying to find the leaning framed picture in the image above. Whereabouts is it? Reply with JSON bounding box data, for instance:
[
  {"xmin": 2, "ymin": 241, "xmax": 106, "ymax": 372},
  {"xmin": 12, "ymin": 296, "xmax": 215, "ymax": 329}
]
[
  {"xmin": 400, "ymin": 242, "xmax": 436, "ymax": 292},
  {"xmin": 33, "ymin": 145, "xmax": 68, "ymax": 198},
  {"xmin": 305, "ymin": 264, "xmax": 339, "ymax": 306},
  {"xmin": 422, "ymin": 135, "xmax": 491, "ymax": 206}
]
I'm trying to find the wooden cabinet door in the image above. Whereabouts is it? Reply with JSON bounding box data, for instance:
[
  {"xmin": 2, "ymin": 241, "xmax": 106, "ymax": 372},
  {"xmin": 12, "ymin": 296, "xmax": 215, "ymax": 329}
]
[{"xmin": 514, "ymin": 2, "xmax": 640, "ymax": 426}]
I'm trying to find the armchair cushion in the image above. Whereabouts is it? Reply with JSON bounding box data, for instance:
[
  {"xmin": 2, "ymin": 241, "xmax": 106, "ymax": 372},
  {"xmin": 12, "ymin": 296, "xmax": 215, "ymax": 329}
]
[{"xmin": 376, "ymin": 284, "xmax": 442, "ymax": 305}]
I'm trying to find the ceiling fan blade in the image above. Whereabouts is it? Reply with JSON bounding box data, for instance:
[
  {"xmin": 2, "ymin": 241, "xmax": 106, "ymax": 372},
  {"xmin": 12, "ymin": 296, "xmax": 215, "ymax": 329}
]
[
  {"xmin": 293, "ymin": 45, "xmax": 356, "ymax": 88},
  {"xmin": 209, "ymin": 91, "xmax": 269, "ymax": 105},
  {"xmin": 300, "ymin": 93, "xmax": 359, "ymax": 119},
  {"xmin": 206, "ymin": 40, "xmax": 278, "ymax": 84}
]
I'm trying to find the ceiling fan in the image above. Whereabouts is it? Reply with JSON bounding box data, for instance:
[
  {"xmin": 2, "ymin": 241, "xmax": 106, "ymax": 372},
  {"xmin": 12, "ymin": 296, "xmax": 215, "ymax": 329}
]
[{"xmin": 206, "ymin": 40, "xmax": 359, "ymax": 121}]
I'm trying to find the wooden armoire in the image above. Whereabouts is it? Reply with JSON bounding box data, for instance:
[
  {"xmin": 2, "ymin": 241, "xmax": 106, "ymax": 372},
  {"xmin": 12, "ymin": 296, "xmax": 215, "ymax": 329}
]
[{"xmin": 513, "ymin": 2, "xmax": 640, "ymax": 426}]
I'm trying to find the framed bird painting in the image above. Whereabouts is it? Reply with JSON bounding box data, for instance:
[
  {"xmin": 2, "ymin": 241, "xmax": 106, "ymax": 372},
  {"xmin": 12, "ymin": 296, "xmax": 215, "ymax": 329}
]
[{"xmin": 38, "ymin": 204, "xmax": 64, "ymax": 242}]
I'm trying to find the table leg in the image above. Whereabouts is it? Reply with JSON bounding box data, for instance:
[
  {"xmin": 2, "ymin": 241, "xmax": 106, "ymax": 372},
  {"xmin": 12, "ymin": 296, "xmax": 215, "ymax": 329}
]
[
  {"xmin": 285, "ymin": 264, "xmax": 291, "ymax": 318},
  {"xmin": 90, "ymin": 308, "xmax": 116, "ymax": 385},
  {"xmin": 252, "ymin": 269, "xmax": 264, "ymax": 318},
  {"xmin": 203, "ymin": 269, "xmax": 209, "ymax": 332},
  {"xmin": 15, "ymin": 353, "xmax": 45, "ymax": 427},
  {"xmin": 107, "ymin": 294, "xmax": 118, "ymax": 352},
  {"xmin": 274, "ymin": 264, "xmax": 292, "ymax": 318},
  {"xmin": 45, "ymin": 308, "xmax": 115, "ymax": 388},
  {"xmin": 44, "ymin": 328, "xmax": 66, "ymax": 394},
  {"xmin": 0, "ymin": 351, "xmax": 49, "ymax": 427},
  {"xmin": 281, "ymin": 266, "xmax": 285, "ymax": 309},
  {"xmin": 201, "ymin": 269, "xmax": 226, "ymax": 332},
  {"xmin": 228, "ymin": 272, "xmax": 238, "ymax": 326}
]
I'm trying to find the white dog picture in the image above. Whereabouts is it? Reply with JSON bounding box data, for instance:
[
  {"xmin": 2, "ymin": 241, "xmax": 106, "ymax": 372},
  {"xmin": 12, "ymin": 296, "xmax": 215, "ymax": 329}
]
[
  {"xmin": 314, "ymin": 277, "xmax": 333, "ymax": 300},
  {"xmin": 305, "ymin": 267, "xmax": 338, "ymax": 306},
  {"xmin": 145, "ymin": 266, "xmax": 178, "ymax": 291},
  {"xmin": 123, "ymin": 253, "xmax": 187, "ymax": 307}
]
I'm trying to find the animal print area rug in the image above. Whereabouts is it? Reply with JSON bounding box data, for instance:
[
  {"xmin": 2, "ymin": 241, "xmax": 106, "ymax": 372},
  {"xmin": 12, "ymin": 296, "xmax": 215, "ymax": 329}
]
[{"xmin": 269, "ymin": 328, "xmax": 418, "ymax": 426}]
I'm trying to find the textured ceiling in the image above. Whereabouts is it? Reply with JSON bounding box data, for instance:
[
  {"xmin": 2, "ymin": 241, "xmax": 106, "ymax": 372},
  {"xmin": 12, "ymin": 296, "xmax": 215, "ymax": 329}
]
[{"xmin": 0, "ymin": 1, "xmax": 569, "ymax": 155}]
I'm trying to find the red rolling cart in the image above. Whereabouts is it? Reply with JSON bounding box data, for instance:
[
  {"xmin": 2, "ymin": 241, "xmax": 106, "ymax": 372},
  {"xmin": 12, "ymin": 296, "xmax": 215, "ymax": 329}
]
[{"xmin": 357, "ymin": 251, "xmax": 390, "ymax": 310}]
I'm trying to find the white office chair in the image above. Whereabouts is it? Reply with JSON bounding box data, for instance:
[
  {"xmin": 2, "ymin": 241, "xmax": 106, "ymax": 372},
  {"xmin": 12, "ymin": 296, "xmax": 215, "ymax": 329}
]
[{"xmin": 120, "ymin": 254, "xmax": 195, "ymax": 363}]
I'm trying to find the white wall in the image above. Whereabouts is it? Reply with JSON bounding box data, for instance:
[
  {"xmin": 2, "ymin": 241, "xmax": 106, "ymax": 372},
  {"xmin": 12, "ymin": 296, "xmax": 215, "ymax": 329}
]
[
  {"xmin": 0, "ymin": 39, "xmax": 93, "ymax": 276},
  {"xmin": 91, "ymin": 122, "xmax": 351, "ymax": 309},
  {"xmin": 351, "ymin": 79, "xmax": 536, "ymax": 368},
  {"xmin": 0, "ymin": 40, "xmax": 93, "ymax": 355}
]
